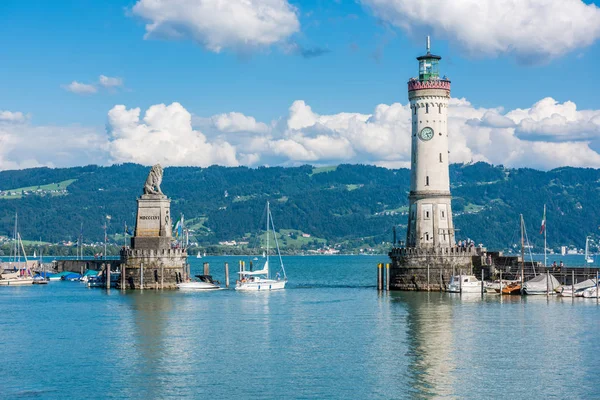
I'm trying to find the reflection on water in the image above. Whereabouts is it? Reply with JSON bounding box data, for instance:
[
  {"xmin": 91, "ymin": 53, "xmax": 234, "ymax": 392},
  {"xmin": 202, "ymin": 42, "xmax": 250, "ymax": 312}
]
[{"xmin": 0, "ymin": 256, "xmax": 599, "ymax": 399}]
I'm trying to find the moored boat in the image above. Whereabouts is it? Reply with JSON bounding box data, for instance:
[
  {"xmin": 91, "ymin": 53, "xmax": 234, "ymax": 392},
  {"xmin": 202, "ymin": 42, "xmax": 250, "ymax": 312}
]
[
  {"xmin": 447, "ymin": 275, "xmax": 482, "ymax": 293},
  {"xmin": 236, "ymin": 201, "xmax": 287, "ymax": 292},
  {"xmin": 522, "ymin": 273, "xmax": 561, "ymax": 295},
  {"xmin": 559, "ymin": 278, "xmax": 597, "ymax": 297},
  {"xmin": 177, "ymin": 275, "xmax": 220, "ymax": 290}
]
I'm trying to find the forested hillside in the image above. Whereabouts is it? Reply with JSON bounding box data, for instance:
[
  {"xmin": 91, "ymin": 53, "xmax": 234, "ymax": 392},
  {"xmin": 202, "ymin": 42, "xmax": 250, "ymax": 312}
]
[{"xmin": 1, "ymin": 162, "xmax": 599, "ymax": 252}]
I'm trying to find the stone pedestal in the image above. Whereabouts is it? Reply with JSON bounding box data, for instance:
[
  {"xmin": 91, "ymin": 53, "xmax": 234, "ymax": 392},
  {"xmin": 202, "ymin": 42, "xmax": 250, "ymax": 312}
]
[
  {"xmin": 388, "ymin": 246, "xmax": 479, "ymax": 291},
  {"xmin": 120, "ymin": 193, "xmax": 187, "ymax": 289}
]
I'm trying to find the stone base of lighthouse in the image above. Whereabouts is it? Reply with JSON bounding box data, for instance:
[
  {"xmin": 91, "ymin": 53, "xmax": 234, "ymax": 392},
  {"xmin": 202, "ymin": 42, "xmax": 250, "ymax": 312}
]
[{"xmin": 388, "ymin": 247, "xmax": 483, "ymax": 291}]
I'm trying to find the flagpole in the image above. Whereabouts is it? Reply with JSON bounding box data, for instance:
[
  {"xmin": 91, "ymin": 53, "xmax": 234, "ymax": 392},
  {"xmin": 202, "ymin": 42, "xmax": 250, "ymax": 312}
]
[{"xmin": 544, "ymin": 204, "xmax": 547, "ymax": 268}]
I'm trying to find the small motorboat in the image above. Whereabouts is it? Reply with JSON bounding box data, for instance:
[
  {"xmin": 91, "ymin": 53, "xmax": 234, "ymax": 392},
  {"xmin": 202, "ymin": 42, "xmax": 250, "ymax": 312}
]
[
  {"xmin": 177, "ymin": 275, "xmax": 221, "ymax": 290},
  {"xmin": 32, "ymin": 275, "xmax": 49, "ymax": 285},
  {"xmin": 500, "ymin": 282, "xmax": 522, "ymax": 295},
  {"xmin": 447, "ymin": 275, "xmax": 482, "ymax": 293}
]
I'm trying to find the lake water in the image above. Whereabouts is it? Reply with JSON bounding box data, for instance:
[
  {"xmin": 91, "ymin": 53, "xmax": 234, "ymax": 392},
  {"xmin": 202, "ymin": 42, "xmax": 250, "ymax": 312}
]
[{"xmin": 1, "ymin": 255, "xmax": 599, "ymax": 399}]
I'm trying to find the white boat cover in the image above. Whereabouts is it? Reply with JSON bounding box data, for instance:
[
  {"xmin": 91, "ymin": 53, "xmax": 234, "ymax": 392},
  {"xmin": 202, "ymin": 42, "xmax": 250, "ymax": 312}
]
[
  {"xmin": 523, "ymin": 274, "xmax": 561, "ymax": 293},
  {"xmin": 561, "ymin": 279, "xmax": 597, "ymax": 293}
]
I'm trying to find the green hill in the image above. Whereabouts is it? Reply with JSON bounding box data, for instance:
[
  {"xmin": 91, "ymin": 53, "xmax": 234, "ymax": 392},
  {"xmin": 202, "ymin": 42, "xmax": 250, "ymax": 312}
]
[{"xmin": 0, "ymin": 162, "xmax": 598, "ymax": 253}]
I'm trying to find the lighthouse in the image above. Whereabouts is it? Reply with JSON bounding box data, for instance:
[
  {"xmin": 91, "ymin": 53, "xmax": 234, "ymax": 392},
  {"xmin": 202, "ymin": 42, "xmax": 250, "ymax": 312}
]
[
  {"xmin": 406, "ymin": 36, "xmax": 455, "ymax": 248},
  {"xmin": 387, "ymin": 37, "xmax": 478, "ymax": 291}
]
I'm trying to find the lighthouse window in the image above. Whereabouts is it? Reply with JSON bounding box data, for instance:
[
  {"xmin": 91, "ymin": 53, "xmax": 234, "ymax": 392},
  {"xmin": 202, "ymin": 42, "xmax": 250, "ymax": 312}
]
[
  {"xmin": 425, "ymin": 232, "xmax": 430, "ymax": 241},
  {"xmin": 425, "ymin": 104, "xmax": 429, "ymax": 114},
  {"xmin": 426, "ymin": 176, "xmax": 429, "ymax": 186},
  {"xmin": 439, "ymin": 153, "xmax": 442, "ymax": 163},
  {"xmin": 413, "ymin": 107, "xmax": 416, "ymax": 115},
  {"xmin": 438, "ymin": 104, "xmax": 442, "ymax": 113}
]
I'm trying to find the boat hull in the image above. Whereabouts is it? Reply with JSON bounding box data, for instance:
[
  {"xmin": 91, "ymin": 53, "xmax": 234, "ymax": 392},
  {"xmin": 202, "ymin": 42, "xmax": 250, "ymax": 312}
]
[
  {"xmin": 0, "ymin": 278, "xmax": 34, "ymax": 286},
  {"xmin": 177, "ymin": 282, "xmax": 221, "ymax": 290},
  {"xmin": 235, "ymin": 279, "xmax": 286, "ymax": 291}
]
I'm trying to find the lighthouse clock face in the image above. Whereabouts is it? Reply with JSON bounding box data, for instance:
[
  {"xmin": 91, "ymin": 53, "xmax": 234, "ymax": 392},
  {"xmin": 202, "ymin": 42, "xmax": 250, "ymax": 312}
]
[{"xmin": 419, "ymin": 127, "xmax": 434, "ymax": 141}]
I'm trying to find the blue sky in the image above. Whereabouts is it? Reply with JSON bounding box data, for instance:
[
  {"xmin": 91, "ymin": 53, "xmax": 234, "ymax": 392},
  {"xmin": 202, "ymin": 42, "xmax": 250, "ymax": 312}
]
[{"xmin": 1, "ymin": 0, "xmax": 600, "ymax": 170}]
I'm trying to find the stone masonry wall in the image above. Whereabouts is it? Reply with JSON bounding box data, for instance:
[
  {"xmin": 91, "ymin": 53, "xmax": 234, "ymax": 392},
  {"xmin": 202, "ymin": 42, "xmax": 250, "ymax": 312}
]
[{"xmin": 389, "ymin": 247, "xmax": 479, "ymax": 291}]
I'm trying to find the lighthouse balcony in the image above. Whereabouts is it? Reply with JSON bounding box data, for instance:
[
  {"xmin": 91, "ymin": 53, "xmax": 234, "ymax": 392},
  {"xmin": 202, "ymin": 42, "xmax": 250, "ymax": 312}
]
[{"xmin": 408, "ymin": 78, "xmax": 451, "ymax": 92}]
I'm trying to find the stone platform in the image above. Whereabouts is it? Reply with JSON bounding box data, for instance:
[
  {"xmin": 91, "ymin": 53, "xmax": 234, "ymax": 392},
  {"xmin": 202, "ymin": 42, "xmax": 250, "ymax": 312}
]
[
  {"xmin": 388, "ymin": 246, "xmax": 481, "ymax": 291},
  {"xmin": 119, "ymin": 248, "xmax": 188, "ymax": 290}
]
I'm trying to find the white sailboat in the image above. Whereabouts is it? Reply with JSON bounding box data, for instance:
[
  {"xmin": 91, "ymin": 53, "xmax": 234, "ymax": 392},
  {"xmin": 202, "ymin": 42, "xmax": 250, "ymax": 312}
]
[
  {"xmin": 196, "ymin": 252, "xmax": 202, "ymax": 259},
  {"xmin": 236, "ymin": 201, "xmax": 287, "ymax": 291},
  {"xmin": 0, "ymin": 225, "xmax": 34, "ymax": 286},
  {"xmin": 585, "ymin": 236, "xmax": 594, "ymax": 264}
]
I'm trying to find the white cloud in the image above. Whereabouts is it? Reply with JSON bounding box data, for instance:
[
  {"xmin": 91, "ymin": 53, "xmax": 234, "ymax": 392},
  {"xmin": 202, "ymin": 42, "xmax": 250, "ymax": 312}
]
[
  {"xmin": 4, "ymin": 97, "xmax": 600, "ymax": 172},
  {"xmin": 63, "ymin": 81, "xmax": 97, "ymax": 94},
  {"xmin": 211, "ymin": 112, "xmax": 269, "ymax": 133},
  {"xmin": 99, "ymin": 75, "xmax": 123, "ymax": 88},
  {"xmin": 107, "ymin": 102, "xmax": 239, "ymax": 167},
  {"xmin": 0, "ymin": 113, "xmax": 106, "ymax": 171},
  {"xmin": 0, "ymin": 111, "xmax": 28, "ymax": 123},
  {"xmin": 131, "ymin": 0, "xmax": 300, "ymax": 53},
  {"xmin": 361, "ymin": 0, "xmax": 600, "ymax": 61}
]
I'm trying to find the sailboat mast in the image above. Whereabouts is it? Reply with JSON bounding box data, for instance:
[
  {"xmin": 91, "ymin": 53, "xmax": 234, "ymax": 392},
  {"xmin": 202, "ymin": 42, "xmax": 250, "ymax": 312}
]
[
  {"xmin": 266, "ymin": 201, "xmax": 270, "ymax": 278},
  {"xmin": 520, "ymin": 214, "xmax": 525, "ymax": 288},
  {"xmin": 544, "ymin": 204, "xmax": 547, "ymax": 268}
]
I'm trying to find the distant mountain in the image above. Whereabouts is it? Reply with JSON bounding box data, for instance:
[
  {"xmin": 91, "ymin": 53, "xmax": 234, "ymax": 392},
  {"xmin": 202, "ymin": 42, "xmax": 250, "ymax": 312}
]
[{"xmin": 1, "ymin": 162, "xmax": 599, "ymax": 252}]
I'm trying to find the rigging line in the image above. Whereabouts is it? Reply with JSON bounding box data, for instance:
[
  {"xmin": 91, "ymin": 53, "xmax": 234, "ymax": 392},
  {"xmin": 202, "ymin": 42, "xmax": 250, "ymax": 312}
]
[
  {"xmin": 269, "ymin": 205, "xmax": 286, "ymax": 280},
  {"xmin": 523, "ymin": 220, "xmax": 536, "ymax": 276}
]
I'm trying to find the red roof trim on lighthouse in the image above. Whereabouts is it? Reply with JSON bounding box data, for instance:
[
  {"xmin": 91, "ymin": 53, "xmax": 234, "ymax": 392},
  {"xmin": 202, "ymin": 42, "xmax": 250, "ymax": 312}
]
[{"xmin": 408, "ymin": 79, "xmax": 451, "ymax": 91}]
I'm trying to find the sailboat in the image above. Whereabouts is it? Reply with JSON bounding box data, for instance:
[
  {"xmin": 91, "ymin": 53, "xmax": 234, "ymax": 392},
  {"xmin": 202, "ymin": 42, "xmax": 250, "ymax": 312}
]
[
  {"xmin": 0, "ymin": 221, "xmax": 34, "ymax": 286},
  {"xmin": 236, "ymin": 201, "xmax": 287, "ymax": 291},
  {"xmin": 196, "ymin": 252, "xmax": 202, "ymax": 259},
  {"xmin": 585, "ymin": 236, "xmax": 594, "ymax": 264},
  {"xmin": 502, "ymin": 215, "xmax": 526, "ymax": 295}
]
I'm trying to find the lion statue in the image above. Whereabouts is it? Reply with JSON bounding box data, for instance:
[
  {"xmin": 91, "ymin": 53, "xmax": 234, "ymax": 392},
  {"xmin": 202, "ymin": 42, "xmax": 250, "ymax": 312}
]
[{"xmin": 143, "ymin": 164, "xmax": 164, "ymax": 195}]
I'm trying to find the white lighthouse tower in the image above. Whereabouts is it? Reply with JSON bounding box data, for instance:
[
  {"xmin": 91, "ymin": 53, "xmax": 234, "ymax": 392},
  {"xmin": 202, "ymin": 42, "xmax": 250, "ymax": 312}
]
[{"xmin": 405, "ymin": 36, "xmax": 455, "ymax": 249}]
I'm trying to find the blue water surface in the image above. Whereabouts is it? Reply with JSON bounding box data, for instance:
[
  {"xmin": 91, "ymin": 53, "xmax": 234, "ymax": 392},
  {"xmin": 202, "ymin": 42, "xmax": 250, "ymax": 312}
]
[{"xmin": 1, "ymin": 255, "xmax": 598, "ymax": 399}]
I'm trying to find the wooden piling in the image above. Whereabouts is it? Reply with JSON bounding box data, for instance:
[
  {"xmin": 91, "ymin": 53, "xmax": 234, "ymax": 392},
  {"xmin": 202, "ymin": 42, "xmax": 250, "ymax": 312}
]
[
  {"xmin": 426, "ymin": 263, "xmax": 430, "ymax": 291},
  {"xmin": 499, "ymin": 271, "xmax": 503, "ymax": 295},
  {"xmin": 140, "ymin": 262, "xmax": 144, "ymax": 290},
  {"xmin": 106, "ymin": 263, "xmax": 111, "ymax": 290},
  {"xmin": 481, "ymin": 269, "xmax": 484, "ymax": 295},
  {"xmin": 596, "ymin": 271, "xmax": 599, "ymax": 302},
  {"xmin": 377, "ymin": 263, "xmax": 383, "ymax": 291},
  {"xmin": 439, "ymin": 269, "xmax": 443, "ymax": 292},
  {"xmin": 204, "ymin": 262, "xmax": 209, "ymax": 276},
  {"xmin": 225, "ymin": 262, "xmax": 230, "ymax": 288},
  {"xmin": 572, "ymin": 269, "xmax": 575, "ymax": 298},
  {"xmin": 121, "ymin": 263, "xmax": 126, "ymax": 291},
  {"xmin": 161, "ymin": 264, "xmax": 164, "ymax": 290},
  {"xmin": 546, "ymin": 270, "xmax": 550, "ymax": 296},
  {"xmin": 385, "ymin": 263, "xmax": 390, "ymax": 291}
]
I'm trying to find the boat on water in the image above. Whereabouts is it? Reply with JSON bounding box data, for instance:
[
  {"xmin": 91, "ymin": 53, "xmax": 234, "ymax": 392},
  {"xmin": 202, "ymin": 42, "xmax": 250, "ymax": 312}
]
[
  {"xmin": 0, "ymin": 270, "xmax": 34, "ymax": 286},
  {"xmin": 48, "ymin": 271, "xmax": 73, "ymax": 281},
  {"xmin": 522, "ymin": 273, "xmax": 561, "ymax": 295},
  {"xmin": 485, "ymin": 280, "xmax": 517, "ymax": 293},
  {"xmin": 236, "ymin": 201, "xmax": 287, "ymax": 291},
  {"xmin": 447, "ymin": 275, "xmax": 482, "ymax": 293},
  {"xmin": 1, "ymin": 216, "xmax": 35, "ymax": 286},
  {"xmin": 559, "ymin": 278, "xmax": 597, "ymax": 297},
  {"xmin": 582, "ymin": 286, "xmax": 600, "ymax": 298},
  {"xmin": 177, "ymin": 275, "xmax": 221, "ymax": 290},
  {"xmin": 196, "ymin": 252, "xmax": 202, "ymax": 259},
  {"xmin": 501, "ymin": 282, "xmax": 522, "ymax": 295}
]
